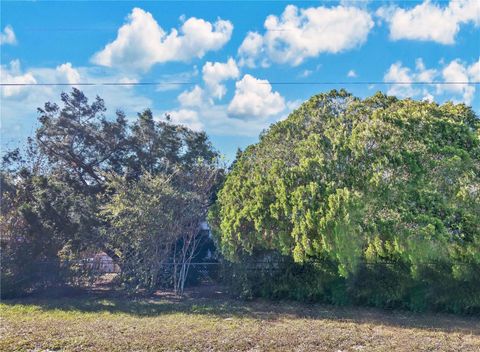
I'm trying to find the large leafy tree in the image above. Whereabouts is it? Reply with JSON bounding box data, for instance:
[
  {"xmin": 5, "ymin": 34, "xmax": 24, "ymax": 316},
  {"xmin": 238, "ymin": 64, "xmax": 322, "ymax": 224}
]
[
  {"xmin": 210, "ymin": 90, "xmax": 480, "ymax": 280},
  {"xmin": 2, "ymin": 89, "xmax": 222, "ymax": 296}
]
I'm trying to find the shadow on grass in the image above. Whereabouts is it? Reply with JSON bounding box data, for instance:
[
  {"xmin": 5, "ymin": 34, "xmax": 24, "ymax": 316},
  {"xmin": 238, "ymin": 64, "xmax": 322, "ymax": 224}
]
[{"xmin": 2, "ymin": 286, "xmax": 480, "ymax": 335}]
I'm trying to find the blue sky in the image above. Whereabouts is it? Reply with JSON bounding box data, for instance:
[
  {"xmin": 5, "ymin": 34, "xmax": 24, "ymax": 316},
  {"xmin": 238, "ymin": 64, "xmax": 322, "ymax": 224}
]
[{"xmin": 1, "ymin": 0, "xmax": 479, "ymax": 161}]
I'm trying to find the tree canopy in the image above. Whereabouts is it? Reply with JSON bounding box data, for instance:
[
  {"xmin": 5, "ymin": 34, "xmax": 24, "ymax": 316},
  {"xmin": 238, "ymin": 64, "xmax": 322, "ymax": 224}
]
[
  {"xmin": 1, "ymin": 89, "xmax": 222, "ymax": 296},
  {"xmin": 3, "ymin": 88, "xmax": 480, "ymax": 311},
  {"xmin": 210, "ymin": 90, "xmax": 480, "ymax": 277}
]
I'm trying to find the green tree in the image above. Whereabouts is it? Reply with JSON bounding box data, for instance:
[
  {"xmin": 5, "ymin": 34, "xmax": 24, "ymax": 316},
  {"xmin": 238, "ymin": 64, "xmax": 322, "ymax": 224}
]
[
  {"xmin": 1, "ymin": 89, "xmax": 222, "ymax": 296},
  {"xmin": 126, "ymin": 109, "xmax": 217, "ymax": 177},
  {"xmin": 36, "ymin": 88, "xmax": 128, "ymax": 189},
  {"xmin": 210, "ymin": 90, "xmax": 480, "ymax": 311},
  {"xmin": 0, "ymin": 167, "xmax": 95, "ymax": 296},
  {"xmin": 102, "ymin": 163, "xmax": 221, "ymax": 293}
]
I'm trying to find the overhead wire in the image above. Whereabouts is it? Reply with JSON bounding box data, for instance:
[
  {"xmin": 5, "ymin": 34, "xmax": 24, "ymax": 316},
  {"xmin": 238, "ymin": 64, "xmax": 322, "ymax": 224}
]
[{"xmin": 1, "ymin": 81, "xmax": 478, "ymax": 87}]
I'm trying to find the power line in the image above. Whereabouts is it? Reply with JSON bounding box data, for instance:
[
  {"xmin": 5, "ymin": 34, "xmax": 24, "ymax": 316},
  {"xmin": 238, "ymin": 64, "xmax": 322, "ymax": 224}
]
[
  {"xmin": 1, "ymin": 81, "xmax": 478, "ymax": 87},
  {"xmin": 0, "ymin": 82, "xmax": 195, "ymax": 87},
  {"xmin": 265, "ymin": 81, "xmax": 479, "ymax": 85}
]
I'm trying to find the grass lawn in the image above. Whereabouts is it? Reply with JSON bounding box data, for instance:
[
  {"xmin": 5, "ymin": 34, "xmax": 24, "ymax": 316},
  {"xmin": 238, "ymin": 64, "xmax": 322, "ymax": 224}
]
[{"xmin": 1, "ymin": 287, "xmax": 479, "ymax": 352}]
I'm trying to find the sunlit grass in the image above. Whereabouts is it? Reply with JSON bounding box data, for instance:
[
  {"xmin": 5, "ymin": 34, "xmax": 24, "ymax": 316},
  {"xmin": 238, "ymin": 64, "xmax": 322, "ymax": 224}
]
[{"xmin": 1, "ymin": 293, "xmax": 479, "ymax": 351}]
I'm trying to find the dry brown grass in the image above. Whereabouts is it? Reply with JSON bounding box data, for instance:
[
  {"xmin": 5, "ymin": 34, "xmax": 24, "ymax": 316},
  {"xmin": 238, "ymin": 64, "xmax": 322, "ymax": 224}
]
[{"xmin": 1, "ymin": 287, "xmax": 479, "ymax": 351}]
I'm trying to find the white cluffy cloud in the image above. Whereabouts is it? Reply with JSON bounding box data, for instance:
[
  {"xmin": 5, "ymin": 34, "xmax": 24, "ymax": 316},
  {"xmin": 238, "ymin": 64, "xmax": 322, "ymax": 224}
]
[
  {"xmin": 168, "ymin": 109, "xmax": 204, "ymax": 131},
  {"xmin": 173, "ymin": 74, "xmax": 293, "ymax": 136},
  {"xmin": 384, "ymin": 57, "xmax": 479, "ymax": 104},
  {"xmin": 377, "ymin": 0, "xmax": 480, "ymax": 44},
  {"xmin": 0, "ymin": 60, "xmax": 36, "ymax": 98},
  {"xmin": 347, "ymin": 69, "xmax": 357, "ymax": 78},
  {"xmin": 439, "ymin": 59, "xmax": 477, "ymax": 104},
  {"xmin": 228, "ymin": 74, "xmax": 286, "ymax": 118},
  {"xmin": 238, "ymin": 32, "xmax": 269, "ymax": 68},
  {"xmin": 92, "ymin": 8, "xmax": 233, "ymax": 71},
  {"xmin": 384, "ymin": 58, "xmax": 436, "ymax": 99},
  {"xmin": 177, "ymin": 58, "xmax": 239, "ymax": 108},
  {"xmin": 202, "ymin": 58, "xmax": 240, "ymax": 100},
  {"xmin": 0, "ymin": 25, "xmax": 16, "ymax": 45},
  {"xmin": 55, "ymin": 63, "xmax": 81, "ymax": 84},
  {"xmin": 238, "ymin": 4, "xmax": 374, "ymax": 67},
  {"xmin": 177, "ymin": 85, "xmax": 206, "ymax": 108},
  {"xmin": 0, "ymin": 61, "xmax": 83, "ymax": 99},
  {"xmin": 1, "ymin": 60, "xmax": 153, "ymax": 150}
]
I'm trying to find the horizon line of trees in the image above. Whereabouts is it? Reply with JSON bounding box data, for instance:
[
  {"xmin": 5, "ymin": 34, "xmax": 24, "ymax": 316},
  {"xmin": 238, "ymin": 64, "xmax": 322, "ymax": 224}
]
[{"xmin": 1, "ymin": 88, "xmax": 479, "ymax": 313}]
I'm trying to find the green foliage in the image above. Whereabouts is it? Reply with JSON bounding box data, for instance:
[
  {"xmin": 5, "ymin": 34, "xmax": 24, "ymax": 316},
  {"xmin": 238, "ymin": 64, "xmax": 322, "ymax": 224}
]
[
  {"xmin": 211, "ymin": 90, "xmax": 480, "ymax": 313},
  {"xmin": 101, "ymin": 165, "xmax": 220, "ymax": 292},
  {"xmin": 0, "ymin": 171, "xmax": 91, "ymax": 297},
  {"xmin": 101, "ymin": 173, "xmax": 179, "ymax": 289},
  {"xmin": 221, "ymin": 252, "xmax": 344, "ymax": 303},
  {"xmin": 2, "ymin": 89, "xmax": 222, "ymax": 297},
  {"xmin": 36, "ymin": 88, "xmax": 129, "ymax": 189}
]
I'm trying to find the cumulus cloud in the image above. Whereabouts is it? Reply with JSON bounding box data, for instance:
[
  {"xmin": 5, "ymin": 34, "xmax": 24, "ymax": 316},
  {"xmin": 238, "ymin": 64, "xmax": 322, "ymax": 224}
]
[
  {"xmin": 0, "ymin": 60, "xmax": 82, "ymax": 100},
  {"xmin": 439, "ymin": 59, "xmax": 476, "ymax": 104},
  {"xmin": 55, "ymin": 63, "xmax": 81, "ymax": 84},
  {"xmin": 9, "ymin": 62, "xmax": 83, "ymax": 93},
  {"xmin": 174, "ymin": 61, "xmax": 286, "ymax": 134},
  {"xmin": 177, "ymin": 85, "xmax": 206, "ymax": 108},
  {"xmin": 384, "ymin": 61, "xmax": 418, "ymax": 98},
  {"xmin": 168, "ymin": 109, "xmax": 203, "ymax": 131},
  {"xmin": 202, "ymin": 58, "xmax": 239, "ymax": 100},
  {"xmin": 1, "ymin": 60, "xmax": 152, "ymax": 149},
  {"xmin": 414, "ymin": 58, "xmax": 437, "ymax": 82},
  {"xmin": 238, "ymin": 32, "xmax": 265, "ymax": 68},
  {"xmin": 0, "ymin": 25, "xmax": 16, "ymax": 45},
  {"xmin": 172, "ymin": 73, "xmax": 300, "ymax": 137},
  {"xmin": 92, "ymin": 8, "xmax": 233, "ymax": 71},
  {"xmin": 0, "ymin": 60, "xmax": 37, "ymax": 98},
  {"xmin": 238, "ymin": 4, "xmax": 373, "ymax": 67},
  {"xmin": 347, "ymin": 69, "xmax": 357, "ymax": 78},
  {"xmin": 383, "ymin": 57, "xmax": 479, "ymax": 104},
  {"xmin": 176, "ymin": 59, "xmax": 239, "ymax": 108},
  {"xmin": 0, "ymin": 60, "xmax": 150, "ymax": 105},
  {"xmin": 228, "ymin": 74, "xmax": 285, "ymax": 118},
  {"xmin": 377, "ymin": 0, "xmax": 480, "ymax": 44}
]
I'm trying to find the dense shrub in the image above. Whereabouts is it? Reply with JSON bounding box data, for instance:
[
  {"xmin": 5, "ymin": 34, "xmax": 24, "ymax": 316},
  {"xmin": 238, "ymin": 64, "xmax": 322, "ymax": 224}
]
[
  {"xmin": 211, "ymin": 90, "xmax": 480, "ymax": 313},
  {"xmin": 222, "ymin": 253, "xmax": 480, "ymax": 313},
  {"xmin": 0, "ymin": 171, "xmax": 91, "ymax": 298}
]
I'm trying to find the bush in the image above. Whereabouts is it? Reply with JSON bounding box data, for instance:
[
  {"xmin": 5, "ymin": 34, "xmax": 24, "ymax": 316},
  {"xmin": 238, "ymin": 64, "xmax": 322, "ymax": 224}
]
[
  {"xmin": 221, "ymin": 254, "xmax": 480, "ymax": 314},
  {"xmin": 211, "ymin": 90, "xmax": 480, "ymax": 314}
]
